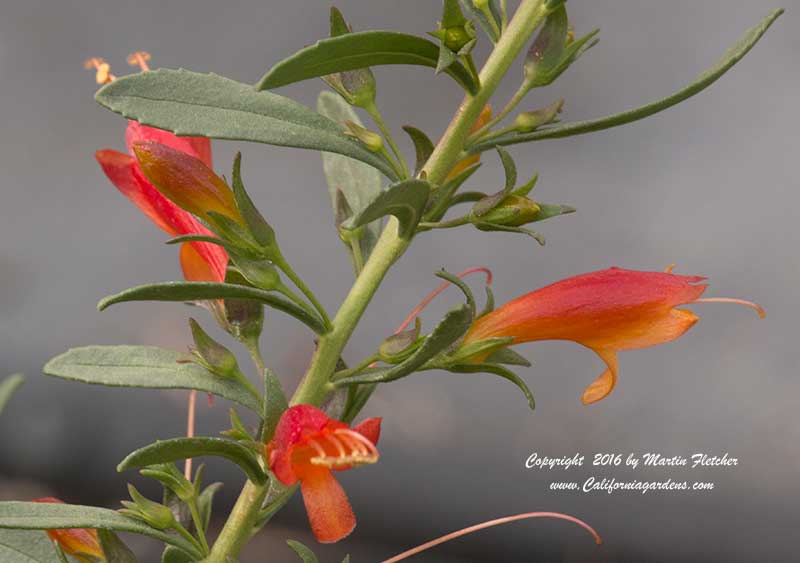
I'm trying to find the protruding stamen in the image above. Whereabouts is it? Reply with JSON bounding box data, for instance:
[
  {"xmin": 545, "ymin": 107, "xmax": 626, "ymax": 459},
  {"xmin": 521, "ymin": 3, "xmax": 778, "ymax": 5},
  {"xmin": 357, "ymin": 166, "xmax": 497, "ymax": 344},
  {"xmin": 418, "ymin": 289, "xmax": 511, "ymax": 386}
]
[
  {"xmin": 335, "ymin": 430, "xmax": 369, "ymax": 457},
  {"xmin": 83, "ymin": 57, "xmax": 115, "ymax": 84},
  {"xmin": 325, "ymin": 433, "xmax": 348, "ymax": 459},
  {"xmin": 664, "ymin": 263, "xmax": 677, "ymax": 273},
  {"xmin": 127, "ymin": 51, "xmax": 152, "ymax": 72},
  {"xmin": 309, "ymin": 429, "xmax": 379, "ymax": 467},
  {"xmin": 694, "ymin": 297, "xmax": 765, "ymax": 318},
  {"xmin": 337, "ymin": 428, "xmax": 379, "ymax": 458},
  {"xmin": 307, "ymin": 438, "xmax": 328, "ymax": 460}
]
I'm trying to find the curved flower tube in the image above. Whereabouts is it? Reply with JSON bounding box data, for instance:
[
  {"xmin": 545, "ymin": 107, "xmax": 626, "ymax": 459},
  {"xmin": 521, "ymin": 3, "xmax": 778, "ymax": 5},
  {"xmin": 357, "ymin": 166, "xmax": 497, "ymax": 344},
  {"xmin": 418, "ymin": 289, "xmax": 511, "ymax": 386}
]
[
  {"xmin": 266, "ymin": 405, "xmax": 382, "ymax": 543},
  {"xmin": 95, "ymin": 121, "xmax": 228, "ymax": 282},
  {"xmin": 32, "ymin": 498, "xmax": 105, "ymax": 562},
  {"xmin": 461, "ymin": 266, "xmax": 764, "ymax": 405}
]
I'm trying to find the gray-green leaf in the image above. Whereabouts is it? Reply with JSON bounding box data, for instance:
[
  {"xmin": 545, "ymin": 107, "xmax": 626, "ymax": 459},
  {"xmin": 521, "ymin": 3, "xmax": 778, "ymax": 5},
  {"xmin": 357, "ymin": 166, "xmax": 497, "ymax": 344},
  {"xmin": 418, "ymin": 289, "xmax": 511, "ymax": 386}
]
[
  {"xmin": 468, "ymin": 9, "xmax": 783, "ymax": 152},
  {"xmin": 0, "ymin": 374, "xmax": 24, "ymax": 416},
  {"xmin": 98, "ymin": 529, "xmax": 138, "ymax": 563},
  {"xmin": 347, "ymin": 179, "xmax": 431, "ymax": 239},
  {"xmin": 286, "ymin": 539, "xmax": 318, "ymax": 563},
  {"xmin": 257, "ymin": 31, "xmax": 479, "ymax": 95},
  {"xmin": 317, "ymin": 91, "xmax": 383, "ymax": 266},
  {"xmin": 0, "ymin": 502, "xmax": 200, "ymax": 559},
  {"xmin": 97, "ymin": 281, "xmax": 327, "ymax": 335},
  {"xmin": 44, "ymin": 346, "xmax": 261, "ymax": 413},
  {"xmin": 118, "ymin": 438, "xmax": 267, "ymax": 485},
  {"xmin": 95, "ymin": 69, "xmax": 398, "ymax": 181},
  {"xmin": 0, "ymin": 528, "xmax": 60, "ymax": 562},
  {"xmin": 448, "ymin": 363, "xmax": 536, "ymax": 410}
]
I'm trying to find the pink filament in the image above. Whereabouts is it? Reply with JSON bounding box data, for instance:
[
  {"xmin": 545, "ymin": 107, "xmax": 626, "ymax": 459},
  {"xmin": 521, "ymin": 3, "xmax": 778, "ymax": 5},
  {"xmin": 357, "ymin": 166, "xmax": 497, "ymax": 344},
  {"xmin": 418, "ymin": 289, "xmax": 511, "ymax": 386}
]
[
  {"xmin": 694, "ymin": 297, "xmax": 765, "ymax": 318},
  {"xmin": 394, "ymin": 266, "xmax": 493, "ymax": 334},
  {"xmin": 380, "ymin": 511, "xmax": 602, "ymax": 563},
  {"xmin": 184, "ymin": 390, "xmax": 197, "ymax": 479}
]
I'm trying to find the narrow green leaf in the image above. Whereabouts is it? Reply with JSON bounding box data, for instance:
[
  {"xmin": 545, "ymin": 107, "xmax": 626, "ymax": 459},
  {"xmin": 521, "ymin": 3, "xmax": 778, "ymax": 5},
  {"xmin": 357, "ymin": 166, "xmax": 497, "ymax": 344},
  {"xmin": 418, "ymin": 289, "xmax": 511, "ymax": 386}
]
[
  {"xmin": 97, "ymin": 281, "xmax": 327, "ymax": 335},
  {"xmin": 95, "ymin": 69, "xmax": 398, "ymax": 181},
  {"xmin": 231, "ymin": 153, "xmax": 276, "ymax": 248},
  {"xmin": 118, "ymin": 438, "xmax": 267, "ymax": 485},
  {"xmin": 317, "ymin": 91, "xmax": 383, "ymax": 264},
  {"xmin": 496, "ymin": 146, "xmax": 517, "ymax": 192},
  {"xmin": 197, "ymin": 482, "xmax": 223, "ymax": 534},
  {"xmin": 347, "ymin": 179, "xmax": 431, "ymax": 239},
  {"xmin": 0, "ymin": 502, "xmax": 200, "ymax": 558},
  {"xmin": 469, "ymin": 9, "xmax": 784, "ymax": 152},
  {"xmin": 162, "ymin": 546, "xmax": 193, "ymax": 563},
  {"xmin": 286, "ymin": 539, "xmax": 318, "ymax": 563},
  {"xmin": 335, "ymin": 305, "xmax": 473, "ymax": 386},
  {"xmin": 0, "ymin": 528, "xmax": 60, "ymax": 562},
  {"xmin": 447, "ymin": 336, "xmax": 514, "ymax": 364},
  {"xmin": 448, "ymin": 363, "xmax": 536, "ymax": 410},
  {"xmin": 401, "ymin": 126, "xmax": 435, "ymax": 176},
  {"xmin": 98, "ymin": 529, "xmax": 138, "ymax": 563},
  {"xmin": 460, "ymin": 0, "xmax": 500, "ymax": 42},
  {"xmin": 257, "ymin": 31, "xmax": 479, "ymax": 94},
  {"xmin": 44, "ymin": 346, "xmax": 261, "ymax": 413},
  {"xmin": 530, "ymin": 202, "xmax": 576, "ymax": 223},
  {"xmin": 486, "ymin": 347, "xmax": 532, "ymax": 367},
  {"xmin": 0, "ymin": 374, "xmax": 24, "ymax": 416},
  {"xmin": 261, "ymin": 368, "xmax": 288, "ymax": 443},
  {"xmin": 435, "ymin": 269, "xmax": 476, "ymax": 316},
  {"xmin": 475, "ymin": 222, "xmax": 546, "ymax": 245}
]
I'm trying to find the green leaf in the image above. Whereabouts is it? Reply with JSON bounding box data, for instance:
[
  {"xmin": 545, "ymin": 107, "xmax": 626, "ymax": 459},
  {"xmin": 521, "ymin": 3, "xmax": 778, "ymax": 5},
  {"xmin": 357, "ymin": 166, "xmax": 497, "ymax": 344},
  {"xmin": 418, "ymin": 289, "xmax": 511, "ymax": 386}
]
[
  {"xmin": 496, "ymin": 147, "xmax": 517, "ymax": 192},
  {"xmin": 530, "ymin": 202, "xmax": 576, "ymax": 223},
  {"xmin": 95, "ymin": 69, "xmax": 398, "ymax": 181},
  {"xmin": 460, "ymin": 0, "xmax": 501, "ymax": 43},
  {"xmin": 118, "ymin": 437, "xmax": 267, "ymax": 485},
  {"xmin": 0, "ymin": 502, "xmax": 200, "ymax": 559},
  {"xmin": 162, "ymin": 546, "xmax": 193, "ymax": 563},
  {"xmin": 257, "ymin": 31, "xmax": 479, "ymax": 95},
  {"xmin": 0, "ymin": 374, "xmax": 24, "ymax": 416},
  {"xmin": 98, "ymin": 529, "xmax": 138, "ymax": 563},
  {"xmin": 486, "ymin": 347, "xmax": 532, "ymax": 367},
  {"xmin": 447, "ymin": 336, "xmax": 514, "ymax": 364},
  {"xmin": 474, "ymin": 222, "xmax": 546, "ymax": 245},
  {"xmin": 448, "ymin": 363, "xmax": 535, "ymax": 410},
  {"xmin": 231, "ymin": 153, "xmax": 276, "ymax": 248},
  {"xmin": 347, "ymin": 179, "xmax": 431, "ymax": 239},
  {"xmin": 317, "ymin": 91, "xmax": 383, "ymax": 264},
  {"xmin": 401, "ymin": 126, "xmax": 435, "ymax": 176},
  {"xmin": 97, "ymin": 281, "xmax": 327, "ymax": 335},
  {"xmin": 469, "ymin": 9, "xmax": 784, "ymax": 152},
  {"xmin": 196, "ymin": 482, "xmax": 223, "ymax": 534},
  {"xmin": 286, "ymin": 539, "xmax": 318, "ymax": 563},
  {"xmin": 335, "ymin": 304, "xmax": 473, "ymax": 386},
  {"xmin": 44, "ymin": 346, "xmax": 261, "ymax": 414},
  {"xmin": 261, "ymin": 368, "xmax": 288, "ymax": 443},
  {"xmin": 0, "ymin": 528, "xmax": 60, "ymax": 562},
  {"xmin": 435, "ymin": 269, "xmax": 476, "ymax": 316}
]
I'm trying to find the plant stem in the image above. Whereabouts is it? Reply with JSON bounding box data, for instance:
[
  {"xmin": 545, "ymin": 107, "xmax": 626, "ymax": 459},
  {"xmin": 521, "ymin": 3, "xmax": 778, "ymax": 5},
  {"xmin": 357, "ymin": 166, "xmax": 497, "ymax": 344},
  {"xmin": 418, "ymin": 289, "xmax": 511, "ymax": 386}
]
[
  {"xmin": 204, "ymin": 3, "xmax": 548, "ymax": 559},
  {"xmin": 365, "ymin": 101, "xmax": 410, "ymax": 179},
  {"xmin": 468, "ymin": 81, "xmax": 529, "ymax": 141},
  {"xmin": 188, "ymin": 499, "xmax": 211, "ymax": 554}
]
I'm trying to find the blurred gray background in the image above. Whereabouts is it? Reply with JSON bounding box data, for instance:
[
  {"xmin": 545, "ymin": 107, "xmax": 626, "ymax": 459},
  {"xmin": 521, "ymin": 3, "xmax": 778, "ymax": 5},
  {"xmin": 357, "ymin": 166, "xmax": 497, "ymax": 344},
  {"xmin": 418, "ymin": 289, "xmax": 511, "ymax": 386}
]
[{"xmin": 0, "ymin": 0, "xmax": 797, "ymax": 561}]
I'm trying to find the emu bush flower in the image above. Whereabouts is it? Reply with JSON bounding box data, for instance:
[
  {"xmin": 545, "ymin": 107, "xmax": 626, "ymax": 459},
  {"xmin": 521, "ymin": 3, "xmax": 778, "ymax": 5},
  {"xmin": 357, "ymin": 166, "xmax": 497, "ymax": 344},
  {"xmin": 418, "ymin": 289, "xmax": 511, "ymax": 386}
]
[
  {"xmin": 95, "ymin": 122, "xmax": 228, "ymax": 282},
  {"xmin": 460, "ymin": 267, "xmax": 764, "ymax": 405},
  {"xmin": 267, "ymin": 405, "xmax": 381, "ymax": 543},
  {"xmin": 32, "ymin": 498, "xmax": 104, "ymax": 562}
]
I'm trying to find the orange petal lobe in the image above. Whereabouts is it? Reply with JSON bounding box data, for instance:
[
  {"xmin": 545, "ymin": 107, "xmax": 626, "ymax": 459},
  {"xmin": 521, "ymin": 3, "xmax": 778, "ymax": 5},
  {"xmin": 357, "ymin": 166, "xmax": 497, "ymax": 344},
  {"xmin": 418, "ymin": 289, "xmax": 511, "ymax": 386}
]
[
  {"xmin": 180, "ymin": 243, "xmax": 225, "ymax": 282},
  {"xmin": 581, "ymin": 348, "xmax": 619, "ymax": 405},
  {"xmin": 297, "ymin": 465, "xmax": 356, "ymax": 543}
]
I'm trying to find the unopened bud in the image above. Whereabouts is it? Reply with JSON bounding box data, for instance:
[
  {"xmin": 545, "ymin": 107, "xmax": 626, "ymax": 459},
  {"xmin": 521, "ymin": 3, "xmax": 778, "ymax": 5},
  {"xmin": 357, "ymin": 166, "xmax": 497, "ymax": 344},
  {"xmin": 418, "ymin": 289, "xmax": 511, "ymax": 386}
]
[
  {"xmin": 513, "ymin": 99, "xmax": 564, "ymax": 133},
  {"xmin": 120, "ymin": 485, "xmax": 176, "ymax": 530},
  {"xmin": 344, "ymin": 121, "xmax": 383, "ymax": 152},
  {"xmin": 473, "ymin": 195, "xmax": 541, "ymax": 227},
  {"xmin": 189, "ymin": 318, "xmax": 243, "ymax": 379},
  {"xmin": 378, "ymin": 318, "xmax": 422, "ymax": 363}
]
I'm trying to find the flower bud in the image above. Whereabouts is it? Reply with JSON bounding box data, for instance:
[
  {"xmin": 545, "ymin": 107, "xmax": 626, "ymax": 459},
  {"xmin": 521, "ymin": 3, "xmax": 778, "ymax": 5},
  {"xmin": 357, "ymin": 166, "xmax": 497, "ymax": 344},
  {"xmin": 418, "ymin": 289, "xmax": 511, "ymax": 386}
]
[
  {"xmin": 473, "ymin": 195, "xmax": 541, "ymax": 227},
  {"xmin": 32, "ymin": 498, "xmax": 105, "ymax": 563},
  {"xmin": 344, "ymin": 121, "xmax": 384, "ymax": 152},
  {"xmin": 513, "ymin": 99, "xmax": 564, "ymax": 133},
  {"xmin": 378, "ymin": 318, "xmax": 423, "ymax": 363},
  {"xmin": 139, "ymin": 463, "xmax": 195, "ymax": 503},
  {"xmin": 132, "ymin": 141, "xmax": 244, "ymax": 226},
  {"xmin": 188, "ymin": 318, "xmax": 244, "ymax": 380},
  {"xmin": 120, "ymin": 485, "xmax": 176, "ymax": 530}
]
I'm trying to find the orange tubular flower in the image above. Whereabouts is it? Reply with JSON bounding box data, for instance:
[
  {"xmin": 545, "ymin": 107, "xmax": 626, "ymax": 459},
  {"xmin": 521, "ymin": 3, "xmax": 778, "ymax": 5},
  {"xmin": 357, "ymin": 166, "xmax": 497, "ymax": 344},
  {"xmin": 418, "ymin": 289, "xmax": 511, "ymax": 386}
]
[
  {"xmin": 461, "ymin": 266, "xmax": 764, "ymax": 405},
  {"xmin": 95, "ymin": 121, "xmax": 228, "ymax": 282},
  {"xmin": 267, "ymin": 405, "xmax": 382, "ymax": 543},
  {"xmin": 32, "ymin": 498, "xmax": 105, "ymax": 562}
]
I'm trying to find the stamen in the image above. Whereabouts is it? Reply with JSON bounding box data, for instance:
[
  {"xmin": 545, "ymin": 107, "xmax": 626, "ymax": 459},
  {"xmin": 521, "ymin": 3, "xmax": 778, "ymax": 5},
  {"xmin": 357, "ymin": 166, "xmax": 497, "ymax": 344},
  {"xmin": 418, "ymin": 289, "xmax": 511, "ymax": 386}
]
[
  {"xmin": 694, "ymin": 297, "xmax": 765, "ymax": 318},
  {"xmin": 337, "ymin": 428, "xmax": 380, "ymax": 458},
  {"xmin": 664, "ymin": 263, "xmax": 677, "ymax": 273},
  {"xmin": 380, "ymin": 511, "xmax": 602, "ymax": 563},
  {"xmin": 83, "ymin": 57, "xmax": 115, "ymax": 84},
  {"xmin": 127, "ymin": 51, "xmax": 152, "ymax": 72},
  {"xmin": 324, "ymin": 433, "xmax": 348, "ymax": 459},
  {"xmin": 307, "ymin": 438, "xmax": 328, "ymax": 460},
  {"xmin": 335, "ymin": 430, "xmax": 369, "ymax": 457}
]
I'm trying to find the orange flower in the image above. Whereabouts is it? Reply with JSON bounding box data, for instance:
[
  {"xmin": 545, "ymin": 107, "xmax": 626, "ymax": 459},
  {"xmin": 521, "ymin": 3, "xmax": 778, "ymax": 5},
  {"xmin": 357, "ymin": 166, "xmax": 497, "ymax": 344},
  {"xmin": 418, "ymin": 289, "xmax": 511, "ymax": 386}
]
[
  {"xmin": 266, "ymin": 405, "xmax": 381, "ymax": 543},
  {"xmin": 32, "ymin": 498, "xmax": 105, "ymax": 562},
  {"xmin": 461, "ymin": 266, "xmax": 764, "ymax": 405},
  {"xmin": 445, "ymin": 104, "xmax": 492, "ymax": 181},
  {"xmin": 95, "ymin": 122, "xmax": 228, "ymax": 282}
]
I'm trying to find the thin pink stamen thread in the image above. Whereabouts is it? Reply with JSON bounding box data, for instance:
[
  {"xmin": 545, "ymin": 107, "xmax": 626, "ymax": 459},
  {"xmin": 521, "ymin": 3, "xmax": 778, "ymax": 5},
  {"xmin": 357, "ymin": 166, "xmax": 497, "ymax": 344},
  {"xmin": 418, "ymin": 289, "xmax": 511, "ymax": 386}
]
[
  {"xmin": 395, "ymin": 266, "xmax": 493, "ymax": 334},
  {"xmin": 381, "ymin": 511, "xmax": 602, "ymax": 563},
  {"xmin": 184, "ymin": 390, "xmax": 197, "ymax": 479},
  {"xmin": 694, "ymin": 297, "xmax": 765, "ymax": 318}
]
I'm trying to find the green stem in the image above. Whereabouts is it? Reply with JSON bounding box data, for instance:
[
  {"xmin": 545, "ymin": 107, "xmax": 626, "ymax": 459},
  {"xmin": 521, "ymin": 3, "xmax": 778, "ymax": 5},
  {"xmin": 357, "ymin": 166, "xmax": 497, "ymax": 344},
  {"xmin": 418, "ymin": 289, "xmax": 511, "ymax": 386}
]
[
  {"xmin": 205, "ymin": 3, "xmax": 549, "ymax": 559},
  {"xmin": 468, "ymin": 81, "xmax": 529, "ymax": 141},
  {"xmin": 174, "ymin": 521, "xmax": 206, "ymax": 557},
  {"xmin": 417, "ymin": 216, "xmax": 471, "ymax": 231},
  {"xmin": 365, "ymin": 101, "xmax": 410, "ymax": 179},
  {"xmin": 332, "ymin": 354, "xmax": 380, "ymax": 381},
  {"xmin": 188, "ymin": 499, "xmax": 210, "ymax": 554},
  {"xmin": 349, "ymin": 236, "xmax": 365, "ymax": 274},
  {"xmin": 273, "ymin": 252, "xmax": 332, "ymax": 330},
  {"xmin": 500, "ymin": 0, "xmax": 509, "ymax": 30}
]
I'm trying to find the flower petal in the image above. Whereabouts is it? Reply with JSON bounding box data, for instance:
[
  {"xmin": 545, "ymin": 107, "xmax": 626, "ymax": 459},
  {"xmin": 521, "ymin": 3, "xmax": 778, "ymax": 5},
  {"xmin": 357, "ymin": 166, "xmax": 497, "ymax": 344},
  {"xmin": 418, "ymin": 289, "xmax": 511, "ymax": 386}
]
[
  {"xmin": 180, "ymin": 243, "xmax": 224, "ymax": 282},
  {"xmin": 32, "ymin": 498, "xmax": 104, "ymax": 562},
  {"xmin": 297, "ymin": 465, "xmax": 356, "ymax": 543},
  {"xmin": 126, "ymin": 121, "xmax": 212, "ymax": 166},
  {"xmin": 353, "ymin": 417, "xmax": 382, "ymax": 445},
  {"xmin": 581, "ymin": 348, "xmax": 619, "ymax": 405}
]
